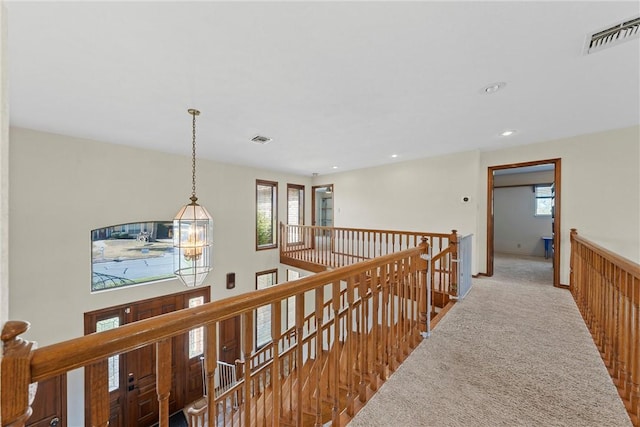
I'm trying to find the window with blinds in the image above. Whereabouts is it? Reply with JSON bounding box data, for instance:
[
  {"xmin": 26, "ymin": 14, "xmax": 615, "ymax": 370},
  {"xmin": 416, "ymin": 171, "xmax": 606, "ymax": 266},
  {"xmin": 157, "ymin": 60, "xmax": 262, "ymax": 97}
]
[
  {"xmin": 256, "ymin": 180, "xmax": 278, "ymax": 249},
  {"xmin": 255, "ymin": 269, "xmax": 278, "ymax": 349},
  {"xmin": 287, "ymin": 184, "xmax": 304, "ymax": 244},
  {"xmin": 534, "ymin": 184, "xmax": 553, "ymax": 216}
]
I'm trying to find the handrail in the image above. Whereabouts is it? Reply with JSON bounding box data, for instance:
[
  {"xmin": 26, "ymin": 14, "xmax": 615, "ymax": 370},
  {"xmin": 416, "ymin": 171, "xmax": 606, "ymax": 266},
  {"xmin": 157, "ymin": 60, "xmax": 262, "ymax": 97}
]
[
  {"xmin": 570, "ymin": 229, "xmax": 639, "ymax": 426},
  {"xmin": 280, "ymin": 223, "xmax": 453, "ymax": 271},
  {"xmin": 2, "ymin": 242, "xmax": 430, "ymax": 427},
  {"xmin": 28, "ymin": 248, "xmax": 421, "ymax": 381}
]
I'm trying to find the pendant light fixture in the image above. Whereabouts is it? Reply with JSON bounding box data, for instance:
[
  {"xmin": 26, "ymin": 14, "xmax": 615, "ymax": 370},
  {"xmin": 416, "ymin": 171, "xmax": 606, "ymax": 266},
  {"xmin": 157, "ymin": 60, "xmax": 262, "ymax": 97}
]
[{"xmin": 173, "ymin": 108, "xmax": 213, "ymax": 287}]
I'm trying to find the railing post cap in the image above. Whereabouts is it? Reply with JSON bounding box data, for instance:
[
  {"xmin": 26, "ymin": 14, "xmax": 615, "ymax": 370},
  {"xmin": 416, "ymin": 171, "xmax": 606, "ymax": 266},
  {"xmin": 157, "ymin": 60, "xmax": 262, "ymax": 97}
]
[{"xmin": 2, "ymin": 320, "xmax": 31, "ymax": 342}]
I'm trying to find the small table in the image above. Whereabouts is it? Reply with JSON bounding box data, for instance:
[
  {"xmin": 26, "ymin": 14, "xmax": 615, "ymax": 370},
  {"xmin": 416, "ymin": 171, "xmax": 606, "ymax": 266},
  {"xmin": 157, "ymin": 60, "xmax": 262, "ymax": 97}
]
[{"xmin": 542, "ymin": 236, "xmax": 553, "ymax": 259}]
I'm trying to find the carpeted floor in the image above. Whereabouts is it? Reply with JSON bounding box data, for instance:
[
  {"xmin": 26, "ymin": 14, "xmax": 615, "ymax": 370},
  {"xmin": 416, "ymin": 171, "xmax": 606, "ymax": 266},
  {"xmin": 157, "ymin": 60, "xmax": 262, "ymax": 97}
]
[{"xmin": 350, "ymin": 254, "xmax": 632, "ymax": 427}]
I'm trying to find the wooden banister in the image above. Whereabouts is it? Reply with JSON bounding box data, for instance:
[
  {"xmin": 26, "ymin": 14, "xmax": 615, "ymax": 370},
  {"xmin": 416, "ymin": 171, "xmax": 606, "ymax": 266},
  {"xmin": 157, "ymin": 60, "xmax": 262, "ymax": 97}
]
[
  {"xmin": 570, "ymin": 229, "xmax": 640, "ymax": 426},
  {"xmin": 1, "ymin": 321, "xmax": 35, "ymax": 427},
  {"xmin": 2, "ymin": 238, "xmax": 443, "ymax": 427}
]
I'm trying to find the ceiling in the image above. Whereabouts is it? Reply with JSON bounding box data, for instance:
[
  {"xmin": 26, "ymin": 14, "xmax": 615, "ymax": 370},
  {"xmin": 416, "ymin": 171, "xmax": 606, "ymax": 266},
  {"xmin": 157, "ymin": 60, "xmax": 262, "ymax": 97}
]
[{"xmin": 6, "ymin": 1, "xmax": 639, "ymax": 176}]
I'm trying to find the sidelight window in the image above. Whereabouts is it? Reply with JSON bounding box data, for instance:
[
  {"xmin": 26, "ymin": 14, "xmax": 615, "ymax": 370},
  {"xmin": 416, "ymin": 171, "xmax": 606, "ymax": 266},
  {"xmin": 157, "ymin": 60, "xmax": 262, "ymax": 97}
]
[
  {"xmin": 96, "ymin": 317, "xmax": 120, "ymax": 392},
  {"xmin": 188, "ymin": 296, "xmax": 205, "ymax": 358}
]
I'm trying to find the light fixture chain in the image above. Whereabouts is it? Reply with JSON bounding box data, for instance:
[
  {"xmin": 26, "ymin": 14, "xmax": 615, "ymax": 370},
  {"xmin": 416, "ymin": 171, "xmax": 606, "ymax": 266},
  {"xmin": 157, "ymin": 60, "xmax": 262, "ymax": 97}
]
[{"xmin": 191, "ymin": 110, "xmax": 197, "ymax": 198}]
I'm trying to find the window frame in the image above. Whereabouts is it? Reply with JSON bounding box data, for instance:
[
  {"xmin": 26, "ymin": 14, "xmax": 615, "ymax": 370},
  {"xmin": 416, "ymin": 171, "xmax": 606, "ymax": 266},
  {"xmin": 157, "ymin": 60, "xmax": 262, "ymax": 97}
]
[
  {"xmin": 286, "ymin": 184, "xmax": 305, "ymax": 245},
  {"xmin": 534, "ymin": 183, "xmax": 553, "ymax": 217},
  {"xmin": 256, "ymin": 180, "xmax": 278, "ymax": 250},
  {"xmin": 255, "ymin": 268, "xmax": 278, "ymax": 350}
]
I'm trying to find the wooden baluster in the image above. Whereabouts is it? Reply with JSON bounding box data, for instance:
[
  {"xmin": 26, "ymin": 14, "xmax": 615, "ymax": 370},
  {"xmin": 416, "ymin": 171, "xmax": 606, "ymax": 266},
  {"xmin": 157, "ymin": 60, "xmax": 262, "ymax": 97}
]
[
  {"xmin": 295, "ymin": 293, "xmax": 304, "ymax": 427},
  {"xmin": 205, "ymin": 323, "xmax": 218, "ymax": 426},
  {"xmin": 1, "ymin": 320, "xmax": 35, "ymax": 427},
  {"xmin": 380, "ymin": 263, "xmax": 390, "ymax": 380},
  {"xmin": 449, "ymin": 230, "xmax": 458, "ymax": 297},
  {"xmin": 370, "ymin": 267, "xmax": 380, "ymax": 391},
  {"xmin": 331, "ymin": 280, "xmax": 341, "ymax": 426},
  {"xmin": 630, "ymin": 274, "xmax": 640, "ymax": 421},
  {"xmin": 418, "ymin": 239, "xmax": 429, "ymax": 334},
  {"xmin": 271, "ymin": 301, "xmax": 282, "ymax": 426},
  {"xmin": 358, "ymin": 271, "xmax": 368, "ymax": 403},
  {"xmin": 314, "ymin": 288, "xmax": 324, "ymax": 427},
  {"xmin": 87, "ymin": 359, "xmax": 110, "ymax": 427},
  {"xmin": 389, "ymin": 261, "xmax": 398, "ymax": 372},
  {"xmin": 409, "ymin": 253, "xmax": 418, "ymax": 346},
  {"xmin": 243, "ymin": 312, "xmax": 253, "ymax": 427},
  {"xmin": 345, "ymin": 276, "xmax": 356, "ymax": 416},
  {"xmin": 156, "ymin": 339, "xmax": 171, "ymax": 427}
]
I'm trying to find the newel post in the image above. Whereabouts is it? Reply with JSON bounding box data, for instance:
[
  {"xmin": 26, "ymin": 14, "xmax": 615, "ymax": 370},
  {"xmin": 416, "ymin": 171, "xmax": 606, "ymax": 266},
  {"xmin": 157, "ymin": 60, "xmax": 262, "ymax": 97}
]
[
  {"xmin": 569, "ymin": 228, "xmax": 577, "ymax": 291},
  {"xmin": 418, "ymin": 238, "xmax": 429, "ymax": 334},
  {"xmin": 449, "ymin": 230, "xmax": 459, "ymax": 297},
  {"xmin": 1, "ymin": 321, "xmax": 36, "ymax": 427}
]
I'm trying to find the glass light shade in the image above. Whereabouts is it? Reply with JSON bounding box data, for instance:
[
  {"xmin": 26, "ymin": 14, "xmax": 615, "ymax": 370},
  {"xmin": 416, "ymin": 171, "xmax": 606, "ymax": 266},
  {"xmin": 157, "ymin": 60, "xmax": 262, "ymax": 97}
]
[{"xmin": 173, "ymin": 201, "xmax": 213, "ymax": 287}]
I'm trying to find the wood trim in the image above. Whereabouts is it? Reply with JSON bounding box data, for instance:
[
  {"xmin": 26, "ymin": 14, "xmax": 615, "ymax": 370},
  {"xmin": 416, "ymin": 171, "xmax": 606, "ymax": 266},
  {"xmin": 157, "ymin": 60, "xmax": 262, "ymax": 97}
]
[
  {"xmin": 256, "ymin": 179, "xmax": 278, "ymax": 251},
  {"xmin": 32, "ymin": 247, "xmax": 425, "ymax": 382},
  {"xmin": 493, "ymin": 182, "xmax": 552, "ymax": 189},
  {"xmin": 486, "ymin": 158, "xmax": 561, "ymax": 286}
]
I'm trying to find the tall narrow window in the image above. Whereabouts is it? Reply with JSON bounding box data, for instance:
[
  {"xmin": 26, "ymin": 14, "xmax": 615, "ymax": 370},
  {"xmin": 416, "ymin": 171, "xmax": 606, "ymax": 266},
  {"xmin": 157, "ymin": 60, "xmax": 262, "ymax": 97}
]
[
  {"xmin": 256, "ymin": 180, "xmax": 278, "ymax": 250},
  {"xmin": 256, "ymin": 269, "xmax": 278, "ymax": 349},
  {"xmin": 188, "ymin": 296, "xmax": 205, "ymax": 358},
  {"xmin": 96, "ymin": 317, "xmax": 120, "ymax": 392},
  {"xmin": 287, "ymin": 184, "xmax": 305, "ymax": 244},
  {"xmin": 286, "ymin": 269, "xmax": 300, "ymax": 329},
  {"xmin": 534, "ymin": 184, "xmax": 553, "ymax": 216}
]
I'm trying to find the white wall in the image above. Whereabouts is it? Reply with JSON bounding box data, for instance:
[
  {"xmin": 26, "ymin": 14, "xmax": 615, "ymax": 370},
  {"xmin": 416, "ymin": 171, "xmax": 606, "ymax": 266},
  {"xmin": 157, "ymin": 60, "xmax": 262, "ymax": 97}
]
[
  {"xmin": 317, "ymin": 150, "xmax": 481, "ymax": 271},
  {"xmin": 8, "ymin": 125, "xmax": 640, "ymax": 423},
  {"xmin": 9, "ymin": 127, "xmax": 312, "ymax": 424},
  {"xmin": 479, "ymin": 126, "xmax": 640, "ymax": 284},
  {"xmin": 0, "ymin": 0, "xmax": 8, "ymax": 327},
  {"xmin": 494, "ymin": 186, "xmax": 552, "ymax": 256},
  {"xmin": 312, "ymin": 126, "xmax": 640, "ymax": 285}
]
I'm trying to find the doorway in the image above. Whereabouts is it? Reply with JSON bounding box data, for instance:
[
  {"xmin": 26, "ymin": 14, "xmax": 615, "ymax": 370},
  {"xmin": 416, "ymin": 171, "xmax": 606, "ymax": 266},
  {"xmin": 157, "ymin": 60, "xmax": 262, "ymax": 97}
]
[
  {"xmin": 487, "ymin": 159, "xmax": 561, "ymax": 287},
  {"xmin": 84, "ymin": 287, "xmax": 210, "ymax": 427},
  {"xmin": 312, "ymin": 184, "xmax": 334, "ymax": 228}
]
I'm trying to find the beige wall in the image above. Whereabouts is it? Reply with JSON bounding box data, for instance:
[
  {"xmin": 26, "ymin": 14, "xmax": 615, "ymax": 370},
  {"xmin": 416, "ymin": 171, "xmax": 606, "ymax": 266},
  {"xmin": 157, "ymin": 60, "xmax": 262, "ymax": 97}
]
[
  {"xmin": 1, "ymin": 0, "xmax": 8, "ymax": 328},
  {"xmin": 479, "ymin": 126, "xmax": 640, "ymax": 284},
  {"xmin": 9, "ymin": 127, "xmax": 312, "ymax": 424},
  {"xmin": 8, "ymin": 125, "xmax": 640, "ymax": 422},
  {"xmin": 313, "ymin": 126, "xmax": 640, "ymax": 284}
]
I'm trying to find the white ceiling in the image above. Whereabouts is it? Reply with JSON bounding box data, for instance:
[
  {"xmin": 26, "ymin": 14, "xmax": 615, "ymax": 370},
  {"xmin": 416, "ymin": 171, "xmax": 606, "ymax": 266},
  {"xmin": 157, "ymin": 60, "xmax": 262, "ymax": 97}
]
[{"xmin": 6, "ymin": 1, "xmax": 640, "ymax": 176}]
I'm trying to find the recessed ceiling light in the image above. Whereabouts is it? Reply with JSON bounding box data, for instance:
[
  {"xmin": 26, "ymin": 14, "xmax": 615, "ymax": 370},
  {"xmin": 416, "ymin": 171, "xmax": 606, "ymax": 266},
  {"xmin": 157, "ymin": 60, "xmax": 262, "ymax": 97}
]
[
  {"xmin": 480, "ymin": 82, "xmax": 506, "ymax": 94},
  {"xmin": 332, "ymin": 166, "xmax": 338, "ymax": 169},
  {"xmin": 391, "ymin": 154, "xmax": 398, "ymax": 158},
  {"xmin": 500, "ymin": 130, "xmax": 516, "ymax": 137}
]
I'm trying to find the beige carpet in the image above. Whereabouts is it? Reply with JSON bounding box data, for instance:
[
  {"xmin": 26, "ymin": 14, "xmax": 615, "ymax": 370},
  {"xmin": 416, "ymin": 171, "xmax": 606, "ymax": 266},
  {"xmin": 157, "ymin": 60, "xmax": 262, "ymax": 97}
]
[{"xmin": 350, "ymin": 254, "xmax": 632, "ymax": 427}]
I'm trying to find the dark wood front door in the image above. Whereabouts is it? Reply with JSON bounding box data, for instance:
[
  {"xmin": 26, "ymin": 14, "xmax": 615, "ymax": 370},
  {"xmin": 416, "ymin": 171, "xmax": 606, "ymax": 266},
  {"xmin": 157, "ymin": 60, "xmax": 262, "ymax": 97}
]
[
  {"xmin": 126, "ymin": 295, "xmax": 180, "ymax": 427},
  {"xmin": 219, "ymin": 315, "xmax": 241, "ymax": 365},
  {"xmin": 27, "ymin": 376, "xmax": 67, "ymax": 427},
  {"xmin": 84, "ymin": 287, "xmax": 210, "ymax": 427}
]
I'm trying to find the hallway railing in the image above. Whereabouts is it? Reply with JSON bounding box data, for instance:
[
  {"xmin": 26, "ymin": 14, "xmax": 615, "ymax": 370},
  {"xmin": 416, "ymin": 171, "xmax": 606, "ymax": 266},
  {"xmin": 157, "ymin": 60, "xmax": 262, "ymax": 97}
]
[
  {"xmin": 1, "ymin": 243, "xmax": 430, "ymax": 427},
  {"xmin": 570, "ymin": 228, "xmax": 639, "ymax": 426},
  {"xmin": 279, "ymin": 223, "xmax": 452, "ymax": 271}
]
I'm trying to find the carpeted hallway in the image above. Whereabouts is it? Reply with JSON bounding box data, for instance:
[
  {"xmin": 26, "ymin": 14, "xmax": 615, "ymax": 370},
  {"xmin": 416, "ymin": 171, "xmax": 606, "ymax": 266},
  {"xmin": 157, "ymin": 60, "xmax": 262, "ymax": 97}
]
[{"xmin": 350, "ymin": 254, "xmax": 632, "ymax": 427}]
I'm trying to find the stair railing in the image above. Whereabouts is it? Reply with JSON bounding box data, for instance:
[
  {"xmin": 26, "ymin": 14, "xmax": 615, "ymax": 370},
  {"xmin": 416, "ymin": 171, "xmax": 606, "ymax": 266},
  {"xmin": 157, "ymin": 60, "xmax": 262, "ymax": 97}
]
[
  {"xmin": 570, "ymin": 228, "xmax": 639, "ymax": 425},
  {"xmin": 280, "ymin": 223, "xmax": 452, "ymax": 271},
  {"xmin": 2, "ymin": 241, "xmax": 430, "ymax": 427}
]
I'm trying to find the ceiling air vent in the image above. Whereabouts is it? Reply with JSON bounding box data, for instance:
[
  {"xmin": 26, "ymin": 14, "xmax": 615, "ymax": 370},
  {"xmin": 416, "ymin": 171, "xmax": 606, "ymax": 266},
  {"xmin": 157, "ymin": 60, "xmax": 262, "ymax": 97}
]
[
  {"xmin": 584, "ymin": 16, "xmax": 640, "ymax": 54},
  {"xmin": 251, "ymin": 135, "xmax": 272, "ymax": 144}
]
